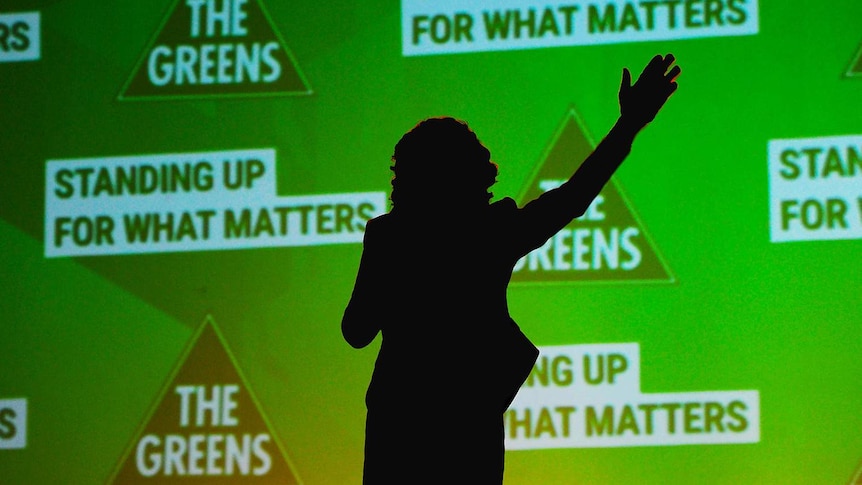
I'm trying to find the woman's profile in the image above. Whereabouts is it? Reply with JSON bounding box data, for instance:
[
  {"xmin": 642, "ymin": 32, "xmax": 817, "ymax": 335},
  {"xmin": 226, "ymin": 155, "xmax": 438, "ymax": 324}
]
[{"xmin": 342, "ymin": 54, "xmax": 681, "ymax": 484}]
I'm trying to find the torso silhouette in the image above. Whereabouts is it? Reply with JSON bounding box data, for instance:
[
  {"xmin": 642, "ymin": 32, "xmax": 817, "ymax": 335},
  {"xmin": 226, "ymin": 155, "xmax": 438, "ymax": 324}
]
[{"xmin": 344, "ymin": 192, "xmax": 595, "ymax": 484}]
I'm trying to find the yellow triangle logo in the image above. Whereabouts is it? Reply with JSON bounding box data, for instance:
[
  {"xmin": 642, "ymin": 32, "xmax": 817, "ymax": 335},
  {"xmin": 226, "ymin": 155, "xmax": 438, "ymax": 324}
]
[
  {"xmin": 511, "ymin": 107, "xmax": 674, "ymax": 284},
  {"xmin": 119, "ymin": 0, "xmax": 312, "ymax": 101},
  {"xmin": 107, "ymin": 316, "xmax": 303, "ymax": 483}
]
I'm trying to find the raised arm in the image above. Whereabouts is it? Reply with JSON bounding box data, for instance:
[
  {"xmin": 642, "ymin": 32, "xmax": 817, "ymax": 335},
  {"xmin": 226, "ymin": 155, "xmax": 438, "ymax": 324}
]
[
  {"xmin": 516, "ymin": 54, "xmax": 680, "ymax": 248},
  {"xmin": 565, "ymin": 53, "xmax": 680, "ymax": 207}
]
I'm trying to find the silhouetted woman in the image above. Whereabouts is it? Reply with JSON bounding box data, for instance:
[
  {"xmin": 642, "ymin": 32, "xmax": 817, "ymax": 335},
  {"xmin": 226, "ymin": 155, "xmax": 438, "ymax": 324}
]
[{"xmin": 342, "ymin": 54, "xmax": 681, "ymax": 484}]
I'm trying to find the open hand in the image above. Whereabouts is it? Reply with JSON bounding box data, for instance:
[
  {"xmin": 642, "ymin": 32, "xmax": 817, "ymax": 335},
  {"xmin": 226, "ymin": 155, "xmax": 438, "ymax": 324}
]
[{"xmin": 619, "ymin": 54, "xmax": 680, "ymax": 129}]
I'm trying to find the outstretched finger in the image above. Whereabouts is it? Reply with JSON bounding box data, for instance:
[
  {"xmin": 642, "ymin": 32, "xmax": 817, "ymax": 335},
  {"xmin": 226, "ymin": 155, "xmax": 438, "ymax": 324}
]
[
  {"xmin": 621, "ymin": 67, "xmax": 632, "ymax": 90},
  {"xmin": 665, "ymin": 64, "xmax": 681, "ymax": 82},
  {"xmin": 661, "ymin": 53, "xmax": 675, "ymax": 70},
  {"xmin": 639, "ymin": 54, "xmax": 662, "ymax": 78}
]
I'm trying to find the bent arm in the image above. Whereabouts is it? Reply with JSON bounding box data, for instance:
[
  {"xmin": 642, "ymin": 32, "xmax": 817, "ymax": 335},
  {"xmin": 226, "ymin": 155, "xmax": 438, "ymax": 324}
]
[
  {"xmin": 341, "ymin": 221, "xmax": 386, "ymax": 348},
  {"xmin": 342, "ymin": 293, "xmax": 380, "ymax": 348}
]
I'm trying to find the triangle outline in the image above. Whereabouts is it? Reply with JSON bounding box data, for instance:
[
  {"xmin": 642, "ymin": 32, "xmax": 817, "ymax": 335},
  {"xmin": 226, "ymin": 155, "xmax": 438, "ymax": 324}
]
[
  {"xmin": 511, "ymin": 105, "xmax": 676, "ymax": 286},
  {"xmin": 515, "ymin": 105, "xmax": 593, "ymax": 206},
  {"xmin": 845, "ymin": 40, "xmax": 862, "ymax": 78},
  {"xmin": 117, "ymin": 0, "xmax": 313, "ymax": 102},
  {"xmin": 105, "ymin": 314, "xmax": 305, "ymax": 484},
  {"xmin": 851, "ymin": 455, "xmax": 862, "ymax": 485}
]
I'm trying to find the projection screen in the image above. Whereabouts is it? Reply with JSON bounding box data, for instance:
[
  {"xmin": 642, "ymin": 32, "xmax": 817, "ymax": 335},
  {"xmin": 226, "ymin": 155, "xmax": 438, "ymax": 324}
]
[{"xmin": 1, "ymin": 0, "xmax": 861, "ymax": 483}]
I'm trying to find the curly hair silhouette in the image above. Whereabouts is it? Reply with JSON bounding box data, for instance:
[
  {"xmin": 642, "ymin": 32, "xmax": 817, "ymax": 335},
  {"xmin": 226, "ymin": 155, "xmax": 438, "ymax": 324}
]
[{"xmin": 390, "ymin": 117, "xmax": 498, "ymax": 211}]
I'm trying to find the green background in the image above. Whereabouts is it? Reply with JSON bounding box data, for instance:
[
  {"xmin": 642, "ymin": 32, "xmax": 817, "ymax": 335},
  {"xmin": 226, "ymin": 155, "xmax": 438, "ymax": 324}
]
[{"xmin": 1, "ymin": 0, "xmax": 861, "ymax": 483}]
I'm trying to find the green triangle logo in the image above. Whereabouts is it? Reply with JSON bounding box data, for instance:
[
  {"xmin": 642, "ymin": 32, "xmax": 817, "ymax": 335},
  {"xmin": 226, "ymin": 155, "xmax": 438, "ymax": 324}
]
[
  {"xmin": 107, "ymin": 315, "xmax": 303, "ymax": 483},
  {"xmin": 511, "ymin": 107, "xmax": 674, "ymax": 285},
  {"xmin": 846, "ymin": 41, "xmax": 862, "ymax": 78},
  {"xmin": 119, "ymin": 0, "xmax": 312, "ymax": 101}
]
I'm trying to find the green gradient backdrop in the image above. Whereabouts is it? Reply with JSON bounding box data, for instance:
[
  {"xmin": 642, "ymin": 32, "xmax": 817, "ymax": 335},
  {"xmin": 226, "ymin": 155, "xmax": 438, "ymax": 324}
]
[{"xmin": 1, "ymin": 1, "xmax": 861, "ymax": 483}]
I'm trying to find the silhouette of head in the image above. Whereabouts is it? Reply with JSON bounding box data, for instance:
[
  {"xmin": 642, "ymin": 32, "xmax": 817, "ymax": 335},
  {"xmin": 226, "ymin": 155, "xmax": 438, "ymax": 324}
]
[{"xmin": 390, "ymin": 117, "xmax": 498, "ymax": 211}]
